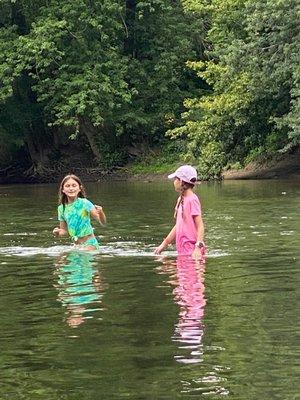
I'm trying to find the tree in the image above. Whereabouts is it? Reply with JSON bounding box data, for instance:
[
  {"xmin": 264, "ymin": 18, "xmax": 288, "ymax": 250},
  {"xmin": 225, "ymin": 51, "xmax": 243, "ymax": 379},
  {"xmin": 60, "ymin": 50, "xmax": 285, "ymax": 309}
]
[
  {"xmin": 0, "ymin": 0, "xmax": 202, "ymax": 174},
  {"xmin": 169, "ymin": 0, "xmax": 300, "ymax": 179}
]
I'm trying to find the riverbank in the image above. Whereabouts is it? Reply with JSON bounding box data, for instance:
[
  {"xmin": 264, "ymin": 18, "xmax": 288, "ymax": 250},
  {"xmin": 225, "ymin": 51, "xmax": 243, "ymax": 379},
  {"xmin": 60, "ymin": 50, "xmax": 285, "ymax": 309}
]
[
  {"xmin": 118, "ymin": 148, "xmax": 300, "ymax": 181},
  {"xmin": 222, "ymin": 149, "xmax": 300, "ymax": 180},
  {"xmin": 1, "ymin": 148, "xmax": 299, "ymax": 184}
]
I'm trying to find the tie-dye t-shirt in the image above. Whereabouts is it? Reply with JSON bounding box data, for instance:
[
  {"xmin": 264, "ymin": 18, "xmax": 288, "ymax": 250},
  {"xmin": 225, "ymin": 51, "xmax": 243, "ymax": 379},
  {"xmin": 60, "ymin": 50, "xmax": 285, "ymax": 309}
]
[{"xmin": 58, "ymin": 198, "xmax": 95, "ymax": 240}]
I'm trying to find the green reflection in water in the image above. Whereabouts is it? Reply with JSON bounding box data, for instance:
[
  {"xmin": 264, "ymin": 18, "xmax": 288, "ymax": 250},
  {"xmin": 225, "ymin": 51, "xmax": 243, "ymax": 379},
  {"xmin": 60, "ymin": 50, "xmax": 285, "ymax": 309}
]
[{"xmin": 54, "ymin": 251, "xmax": 105, "ymax": 328}]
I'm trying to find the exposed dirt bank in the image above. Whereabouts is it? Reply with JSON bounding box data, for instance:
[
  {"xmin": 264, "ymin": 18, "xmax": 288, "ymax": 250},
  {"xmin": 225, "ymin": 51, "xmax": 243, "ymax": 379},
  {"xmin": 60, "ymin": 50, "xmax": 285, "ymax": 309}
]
[{"xmin": 222, "ymin": 149, "xmax": 300, "ymax": 180}]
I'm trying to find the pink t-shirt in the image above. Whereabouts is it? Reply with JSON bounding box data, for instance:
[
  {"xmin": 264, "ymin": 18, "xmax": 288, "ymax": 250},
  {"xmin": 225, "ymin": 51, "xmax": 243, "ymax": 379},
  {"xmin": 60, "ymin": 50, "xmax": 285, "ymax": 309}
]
[{"xmin": 175, "ymin": 192, "xmax": 201, "ymax": 255}]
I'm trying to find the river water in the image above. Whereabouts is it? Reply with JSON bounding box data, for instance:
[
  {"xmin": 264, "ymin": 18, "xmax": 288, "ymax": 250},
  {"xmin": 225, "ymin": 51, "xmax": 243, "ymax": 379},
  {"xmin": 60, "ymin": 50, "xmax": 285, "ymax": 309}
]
[{"xmin": 0, "ymin": 179, "xmax": 299, "ymax": 399}]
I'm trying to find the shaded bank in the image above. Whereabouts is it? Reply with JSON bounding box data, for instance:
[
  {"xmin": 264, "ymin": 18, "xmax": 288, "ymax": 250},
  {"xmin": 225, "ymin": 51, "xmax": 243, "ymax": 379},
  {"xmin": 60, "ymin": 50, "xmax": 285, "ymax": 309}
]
[
  {"xmin": 222, "ymin": 149, "xmax": 300, "ymax": 180},
  {"xmin": 1, "ymin": 149, "xmax": 299, "ymax": 184}
]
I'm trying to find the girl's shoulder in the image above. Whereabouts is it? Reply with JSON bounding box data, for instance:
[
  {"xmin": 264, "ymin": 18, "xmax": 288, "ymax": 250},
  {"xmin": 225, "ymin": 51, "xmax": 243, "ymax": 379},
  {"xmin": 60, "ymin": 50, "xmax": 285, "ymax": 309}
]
[
  {"xmin": 82, "ymin": 197, "xmax": 93, "ymax": 204},
  {"xmin": 80, "ymin": 197, "xmax": 94, "ymax": 209},
  {"xmin": 77, "ymin": 197, "xmax": 89, "ymax": 204},
  {"xmin": 186, "ymin": 192, "xmax": 200, "ymax": 202}
]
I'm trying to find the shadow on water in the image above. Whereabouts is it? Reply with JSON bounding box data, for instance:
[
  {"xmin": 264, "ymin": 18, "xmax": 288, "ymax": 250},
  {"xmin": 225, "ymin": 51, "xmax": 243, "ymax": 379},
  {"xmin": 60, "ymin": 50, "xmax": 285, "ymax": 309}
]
[{"xmin": 53, "ymin": 250, "xmax": 106, "ymax": 328}]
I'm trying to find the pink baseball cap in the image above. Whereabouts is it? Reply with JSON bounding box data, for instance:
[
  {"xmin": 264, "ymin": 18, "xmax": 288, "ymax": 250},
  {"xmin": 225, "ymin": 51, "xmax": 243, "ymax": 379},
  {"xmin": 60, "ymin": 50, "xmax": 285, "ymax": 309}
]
[{"xmin": 168, "ymin": 165, "xmax": 198, "ymax": 184}]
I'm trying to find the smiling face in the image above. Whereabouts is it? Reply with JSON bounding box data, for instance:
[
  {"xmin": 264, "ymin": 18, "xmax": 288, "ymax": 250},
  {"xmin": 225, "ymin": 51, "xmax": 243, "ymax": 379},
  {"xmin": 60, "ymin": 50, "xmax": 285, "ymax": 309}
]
[{"xmin": 62, "ymin": 178, "xmax": 81, "ymax": 201}]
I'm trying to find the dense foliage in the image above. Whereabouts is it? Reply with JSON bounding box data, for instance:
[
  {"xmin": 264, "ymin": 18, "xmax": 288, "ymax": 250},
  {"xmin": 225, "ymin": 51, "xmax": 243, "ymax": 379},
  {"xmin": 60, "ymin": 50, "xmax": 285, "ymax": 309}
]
[
  {"xmin": 170, "ymin": 0, "xmax": 300, "ymax": 178},
  {"xmin": 0, "ymin": 0, "xmax": 299, "ymax": 180}
]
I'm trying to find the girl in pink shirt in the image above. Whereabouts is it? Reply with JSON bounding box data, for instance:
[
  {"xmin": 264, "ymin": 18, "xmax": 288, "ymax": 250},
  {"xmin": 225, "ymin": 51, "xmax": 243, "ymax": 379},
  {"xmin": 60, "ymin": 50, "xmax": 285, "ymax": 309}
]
[{"xmin": 154, "ymin": 165, "xmax": 206, "ymax": 259}]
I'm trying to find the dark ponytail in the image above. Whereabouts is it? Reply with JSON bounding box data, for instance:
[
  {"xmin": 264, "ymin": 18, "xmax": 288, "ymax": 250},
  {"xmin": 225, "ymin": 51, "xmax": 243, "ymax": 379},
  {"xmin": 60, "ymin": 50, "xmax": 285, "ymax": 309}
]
[{"xmin": 174, "ymin": 180, "xmax": 195, "ymax": 219}]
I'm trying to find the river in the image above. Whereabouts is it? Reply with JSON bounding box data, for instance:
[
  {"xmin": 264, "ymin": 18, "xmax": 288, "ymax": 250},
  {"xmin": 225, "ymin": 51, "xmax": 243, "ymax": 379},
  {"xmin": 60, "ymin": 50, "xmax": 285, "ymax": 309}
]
[{"xmin": 0, "ymin": 179, "xmax": 299, "ymax": 399}]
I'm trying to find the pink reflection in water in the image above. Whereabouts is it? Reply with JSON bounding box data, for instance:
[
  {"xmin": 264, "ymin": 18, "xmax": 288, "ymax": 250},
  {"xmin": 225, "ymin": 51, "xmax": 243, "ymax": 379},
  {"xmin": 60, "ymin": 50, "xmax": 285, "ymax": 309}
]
[{"xmin": 158, "ymin": 256, "xmax": 206, "ymax": 364}]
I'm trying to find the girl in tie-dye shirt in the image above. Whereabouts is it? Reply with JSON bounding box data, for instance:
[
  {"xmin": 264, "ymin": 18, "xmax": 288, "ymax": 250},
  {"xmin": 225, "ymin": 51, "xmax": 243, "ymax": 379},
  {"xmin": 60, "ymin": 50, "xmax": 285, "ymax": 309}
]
[{"xmin": 53, "ymin": 174, "xmax": 106, "ymax": 250}]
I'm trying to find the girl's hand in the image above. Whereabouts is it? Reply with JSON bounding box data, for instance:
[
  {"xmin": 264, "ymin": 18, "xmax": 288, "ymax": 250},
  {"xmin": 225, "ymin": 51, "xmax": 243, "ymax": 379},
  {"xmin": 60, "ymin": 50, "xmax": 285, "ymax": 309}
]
[
  {"xmin": 192, "ymin": 244, "xmax": 206, "ymax": 261},
  {"xmin": 53, "ymin": 227, "xmax": 60, "ymax": 236},
  {"xmin": 53, "ymin": 227, "xmax": 67, "ymax": 237},
  {"xmin": 154, "ymin": 240, "xmax": 168, "ymax": 255},
  {"xmin": 94, "ymin": 205, "xmax": 106, "ymax": 225}
]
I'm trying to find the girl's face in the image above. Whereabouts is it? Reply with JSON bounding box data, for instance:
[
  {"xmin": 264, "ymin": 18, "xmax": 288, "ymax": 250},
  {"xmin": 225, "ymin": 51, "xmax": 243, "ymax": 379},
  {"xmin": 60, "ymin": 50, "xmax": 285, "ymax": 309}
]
[
  {"xmin": 62, "ymin": 178, "xmax": 81, "ymax": 200},
  {"xmin": 173, "ymin": 177, "xmax": 182, "ymax": 192}
]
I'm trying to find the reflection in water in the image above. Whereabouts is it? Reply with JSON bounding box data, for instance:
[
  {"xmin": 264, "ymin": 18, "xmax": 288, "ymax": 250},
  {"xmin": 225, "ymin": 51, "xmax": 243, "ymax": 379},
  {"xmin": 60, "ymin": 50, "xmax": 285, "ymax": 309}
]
[
  {"xmin": 157, "ymin": 256, "xmax": 206, "ymax": 364},
  {"xmin": 54, "ymin": 251, "xmax": 105, "ymax": 328}
]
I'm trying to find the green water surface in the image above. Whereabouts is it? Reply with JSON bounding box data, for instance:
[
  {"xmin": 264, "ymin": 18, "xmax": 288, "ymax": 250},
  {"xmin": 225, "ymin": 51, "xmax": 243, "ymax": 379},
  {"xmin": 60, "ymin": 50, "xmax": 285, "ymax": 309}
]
[{"xmin": 0, "ymin": 179, "xmax": 299, "ymax": 399}]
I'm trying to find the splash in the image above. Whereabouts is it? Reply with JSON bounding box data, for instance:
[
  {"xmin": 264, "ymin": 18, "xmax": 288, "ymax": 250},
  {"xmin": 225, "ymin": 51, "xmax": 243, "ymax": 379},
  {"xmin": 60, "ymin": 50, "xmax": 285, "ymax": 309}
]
[{"xmin": 0, "ymin": 242, "xmax": 229, "ymax": 258}]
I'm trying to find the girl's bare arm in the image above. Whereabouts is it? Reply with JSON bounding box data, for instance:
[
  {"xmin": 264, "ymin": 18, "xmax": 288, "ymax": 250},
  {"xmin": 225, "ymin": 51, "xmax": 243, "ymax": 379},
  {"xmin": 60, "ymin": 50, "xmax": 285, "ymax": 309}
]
[
  {"xmin": 91, "ymin": 205, "xmax": 107, "ymax": 225},
  {"xmin": 193, "ymin": 215, "xmax": 205, "ymax": 243},
  {"xmin": 154, "ymin": 225, "xmax": 176, "ymax": 254},
  {"xmin": 53, "ymin": 221, "xmax": 68, "ymax": 236},
  {"xmin": 192, "ymin": 215, "xmax": 206, "ymax": 260}
]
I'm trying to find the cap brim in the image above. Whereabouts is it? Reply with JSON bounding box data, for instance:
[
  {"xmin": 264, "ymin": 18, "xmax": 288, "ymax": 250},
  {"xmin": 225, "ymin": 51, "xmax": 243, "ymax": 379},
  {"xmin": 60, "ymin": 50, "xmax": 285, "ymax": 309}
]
[{"xmin": 168, "ymin": 173, "xmax": 176, "ymax": 179}]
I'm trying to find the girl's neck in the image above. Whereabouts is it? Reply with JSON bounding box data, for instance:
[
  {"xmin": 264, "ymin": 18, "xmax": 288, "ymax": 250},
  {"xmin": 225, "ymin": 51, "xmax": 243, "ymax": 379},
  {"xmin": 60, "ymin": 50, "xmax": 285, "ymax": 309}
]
[
  {"xmin": 182, "ymin": 188, "xmax": 194, "ymax": 196},
  {"xmin": 66, "ymin": 196, "xmax": 78, "ymax": 204}
]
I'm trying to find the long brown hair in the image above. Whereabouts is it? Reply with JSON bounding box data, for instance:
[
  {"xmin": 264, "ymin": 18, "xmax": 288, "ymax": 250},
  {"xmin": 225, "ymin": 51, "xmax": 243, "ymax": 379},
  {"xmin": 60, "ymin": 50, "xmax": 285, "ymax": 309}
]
[
  {"xmin": 58, "ymin": 174, "xmax": 87, "ymax": 207},
  {"xmin": 174, "ymin": 179, "xmax": 196, "ymax": 219}
]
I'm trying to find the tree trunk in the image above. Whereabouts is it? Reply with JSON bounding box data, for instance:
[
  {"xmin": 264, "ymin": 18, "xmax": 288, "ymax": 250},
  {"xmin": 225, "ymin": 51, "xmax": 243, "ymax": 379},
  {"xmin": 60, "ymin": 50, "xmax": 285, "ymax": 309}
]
[
  {"xmin": 11, "ymin": 1, "xmax": 28, "ymax": 35},
  {"xmin": 53, "ymin": 126, "xmax": 70, "ymax": 147},
  {"xmin": 25, "ymin": 128, "xmax": 50, "ymax": 171},
  {"xmin": 79, "ymin": 117, "xmax": 102, "ymax": 162},
  {"xmin": 124, "ymin": 0, "xmax": 136, "ymax": 56}
]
